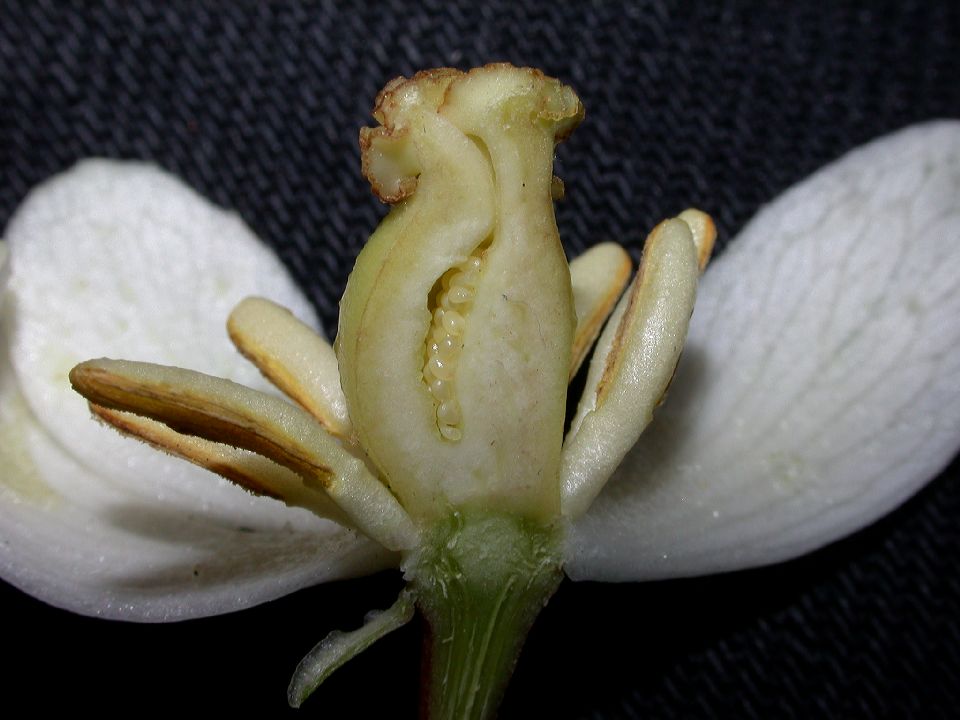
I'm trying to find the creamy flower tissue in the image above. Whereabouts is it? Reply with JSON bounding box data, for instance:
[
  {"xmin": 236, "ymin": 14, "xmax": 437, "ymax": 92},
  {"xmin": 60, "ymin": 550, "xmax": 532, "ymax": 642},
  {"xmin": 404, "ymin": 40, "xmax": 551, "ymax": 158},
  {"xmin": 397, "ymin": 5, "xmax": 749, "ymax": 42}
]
[{"xmin": 1, "ymin": 65, "xmax": 958, "ymax": 718}]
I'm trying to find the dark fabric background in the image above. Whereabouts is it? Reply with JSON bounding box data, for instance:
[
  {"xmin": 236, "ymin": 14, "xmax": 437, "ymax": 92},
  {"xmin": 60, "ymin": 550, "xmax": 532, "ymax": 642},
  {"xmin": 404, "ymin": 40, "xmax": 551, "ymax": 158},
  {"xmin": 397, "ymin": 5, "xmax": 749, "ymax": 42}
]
[{"xmin": 1, "ymin": 1, "xmax": 958, "ymax": 717}]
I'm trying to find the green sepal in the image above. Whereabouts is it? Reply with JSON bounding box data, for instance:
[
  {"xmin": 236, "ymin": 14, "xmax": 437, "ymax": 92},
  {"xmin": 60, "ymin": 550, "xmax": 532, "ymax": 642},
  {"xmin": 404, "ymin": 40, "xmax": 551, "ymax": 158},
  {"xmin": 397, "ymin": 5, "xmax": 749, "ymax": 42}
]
[{"xmin": 287, "ymin": 588, "xmax": 416, "ymax": 708}]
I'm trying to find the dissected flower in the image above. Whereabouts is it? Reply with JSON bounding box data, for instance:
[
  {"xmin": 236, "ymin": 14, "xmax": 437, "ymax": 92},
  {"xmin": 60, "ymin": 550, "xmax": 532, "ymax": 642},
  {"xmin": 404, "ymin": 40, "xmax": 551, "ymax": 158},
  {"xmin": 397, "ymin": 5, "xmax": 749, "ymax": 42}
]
[{"xmin": 0, "ymin": 65, "xmax": 958, "ymax": 716}]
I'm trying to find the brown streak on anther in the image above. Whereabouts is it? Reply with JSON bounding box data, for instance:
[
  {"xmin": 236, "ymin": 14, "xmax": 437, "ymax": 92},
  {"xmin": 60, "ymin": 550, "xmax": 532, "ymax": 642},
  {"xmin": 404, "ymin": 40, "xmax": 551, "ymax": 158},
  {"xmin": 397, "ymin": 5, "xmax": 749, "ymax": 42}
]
[
  {"xmin": 595, "ymin": 223, "xmax": 667, "ymax": 407},
  {"xmin": 70, "ymin": 363, "xmax": 335, "ymax": 489},
  {"xmin": 89, "ymin": 404, "xmax": 285, "ymax": 501}
]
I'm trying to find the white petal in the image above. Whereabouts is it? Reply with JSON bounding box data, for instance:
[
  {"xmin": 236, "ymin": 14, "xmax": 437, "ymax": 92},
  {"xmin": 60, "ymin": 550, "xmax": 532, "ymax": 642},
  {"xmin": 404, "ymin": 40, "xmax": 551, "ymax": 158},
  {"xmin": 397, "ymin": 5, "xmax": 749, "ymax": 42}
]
[
  {"xmin": 0, "ymin": 160, "xmax": 395, "ymax": 618},
  {"xmin": 566, "ymin": 121, "xmax": 960, "ymax": 580},
  {"xmin": 4, "ymin": 159, "xmax": 321, "ymax": 515}
]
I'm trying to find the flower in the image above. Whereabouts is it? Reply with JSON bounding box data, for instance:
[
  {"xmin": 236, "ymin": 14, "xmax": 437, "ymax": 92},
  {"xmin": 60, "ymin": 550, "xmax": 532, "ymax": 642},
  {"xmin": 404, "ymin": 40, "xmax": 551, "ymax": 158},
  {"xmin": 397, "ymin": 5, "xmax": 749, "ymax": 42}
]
[
  {"xmin": 64, "ymin": 65, "xmax": 714, "ymax": 715},
  {"xmin": 1, "ymin": 65, "xmax": 958, "ymax": 716}
]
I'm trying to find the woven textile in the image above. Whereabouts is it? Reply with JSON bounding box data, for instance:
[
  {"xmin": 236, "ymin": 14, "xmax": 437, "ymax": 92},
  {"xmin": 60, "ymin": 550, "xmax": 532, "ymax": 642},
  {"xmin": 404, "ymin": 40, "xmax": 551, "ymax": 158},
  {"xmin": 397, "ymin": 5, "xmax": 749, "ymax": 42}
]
[{"xmin": 1, "ymin": 2, "xmax": 958, "ymax": 716}]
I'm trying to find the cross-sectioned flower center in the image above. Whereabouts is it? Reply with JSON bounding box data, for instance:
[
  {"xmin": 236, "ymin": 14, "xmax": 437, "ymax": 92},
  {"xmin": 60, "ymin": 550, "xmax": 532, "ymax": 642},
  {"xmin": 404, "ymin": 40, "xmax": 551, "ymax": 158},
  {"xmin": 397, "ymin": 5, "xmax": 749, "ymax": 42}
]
[
  {"xmin": 339, "ymin": 65, "xmax": 583, "ymax": 524},
  {"xmin": 64, "ymin": 64, "xmax": 715, "ymax": 719}
]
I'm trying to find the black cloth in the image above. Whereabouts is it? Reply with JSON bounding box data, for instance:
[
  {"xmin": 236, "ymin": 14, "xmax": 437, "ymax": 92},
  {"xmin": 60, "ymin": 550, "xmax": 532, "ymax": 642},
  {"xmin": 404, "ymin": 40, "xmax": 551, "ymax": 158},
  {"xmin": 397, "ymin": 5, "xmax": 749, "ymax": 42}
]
[{"xmin": 1, "ymin": 2, "xmax": 958, "ymax": 717}]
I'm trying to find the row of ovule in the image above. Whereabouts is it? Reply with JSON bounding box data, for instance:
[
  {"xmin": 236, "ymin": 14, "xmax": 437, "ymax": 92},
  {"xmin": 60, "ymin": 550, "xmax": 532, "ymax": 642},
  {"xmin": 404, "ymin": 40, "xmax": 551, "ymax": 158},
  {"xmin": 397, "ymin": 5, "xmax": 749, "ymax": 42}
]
[{"xmin": 423, "ymin": 255, "xmax": 482, "ymax": 441}]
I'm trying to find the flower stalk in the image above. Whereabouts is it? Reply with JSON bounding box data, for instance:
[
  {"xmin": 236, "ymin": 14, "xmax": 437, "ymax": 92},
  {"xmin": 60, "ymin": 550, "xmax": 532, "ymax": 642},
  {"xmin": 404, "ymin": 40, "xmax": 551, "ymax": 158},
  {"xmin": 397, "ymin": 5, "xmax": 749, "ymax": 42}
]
[{"xmin": 411, "ymin": 512, "xmax": 563, "ymax": 719}]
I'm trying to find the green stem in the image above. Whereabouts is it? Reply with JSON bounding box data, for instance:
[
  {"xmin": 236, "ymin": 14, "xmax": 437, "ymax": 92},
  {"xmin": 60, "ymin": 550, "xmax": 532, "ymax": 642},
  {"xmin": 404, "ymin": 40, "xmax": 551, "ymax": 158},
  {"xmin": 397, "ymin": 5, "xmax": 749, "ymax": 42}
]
[{"xmin": 410, "ymin": 511, "xmax": 563, "ymax": 720}]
